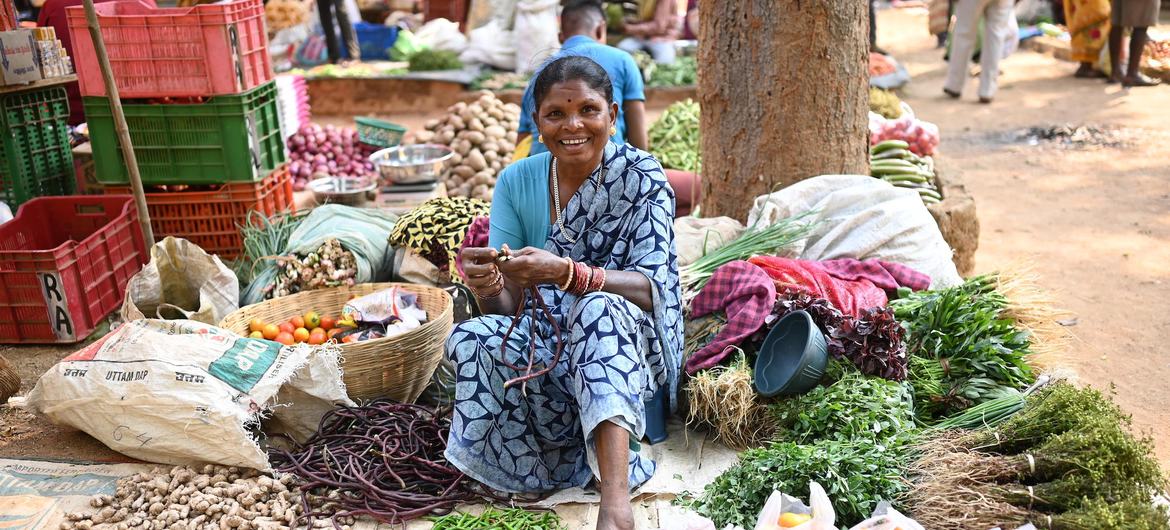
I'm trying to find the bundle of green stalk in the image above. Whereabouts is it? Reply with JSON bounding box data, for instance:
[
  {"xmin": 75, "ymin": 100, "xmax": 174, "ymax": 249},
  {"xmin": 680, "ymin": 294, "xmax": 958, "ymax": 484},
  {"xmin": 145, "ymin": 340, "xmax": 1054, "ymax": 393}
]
[
  {"xmin": 905, "ymin": 383, "xmax": 1170, "ymax": 530},
  {"xmin": 870, "ymin": 140, "xmax": 941, "ymax": 204},
  {"xmin": 679, "ymin": 212, "xmax": 815, "ymax": 296},
  {"xmin": 891, "ymin": 274, "xmax": 1035, "ymax": 421},
  {"xmin": 696, "ymin": 366, "xmax": 918, "ymax": 526},
  {"xmin": 648, "ymin": 99, "xmax": 701, "ymax": 174},
  {"xmin": 430, "ymin": 507, "xmax": 565, "ymax": 530},
  {"xmin": 235, "ymin": 210, "xmax": 306, "ymax": 285}
]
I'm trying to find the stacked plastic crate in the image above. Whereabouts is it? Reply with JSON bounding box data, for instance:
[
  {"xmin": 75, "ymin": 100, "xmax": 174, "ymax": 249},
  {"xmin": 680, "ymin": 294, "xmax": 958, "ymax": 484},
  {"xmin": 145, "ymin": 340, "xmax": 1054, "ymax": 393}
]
[{"xmin": 68, "ymin": 0, "xmax": 294, "ymax": 259}]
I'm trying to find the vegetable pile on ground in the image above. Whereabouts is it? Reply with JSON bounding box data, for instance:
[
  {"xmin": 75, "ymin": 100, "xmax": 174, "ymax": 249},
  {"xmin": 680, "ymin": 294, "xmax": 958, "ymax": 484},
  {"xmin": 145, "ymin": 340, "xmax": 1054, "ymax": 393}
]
[
  {"xmin": 892, "ymin": 275, "xmax": 1036, "ymax": 421},
  {"xmin": 268, "ymin": 400, "xmax": 494, "ymax": 527},
  {"xmin": 649, "ymin": 99, "xmax": 701, "ymax": 174},
  {"xmin": 62, "ymin": 465, "xmax": 313, "ymax": 530},
  {"xmin": 870, "ymin": 139, "xmax": 941, "ymax": 204},
  {"xmin": 286, "ymin": 124, "xmax": 378, "ymax": 191},
  {"xmin": 647, "ymin": 56, "xmax": 697, "ymax": 87},
  {"xmin": 430, "ymin": 508, "xmax": 566, "ymax": 530},
  {"xmin": 269, "ymin": 238, "xmax": 358, "ymax": 298},
  {"xmin": 695, "ymin": 364, "xmax": 917, "ymax": 527},
  {"xmin": 905, "ymin": 382, "xmax": 1170, "ymax": 529},
  {"xmin": 869, "ymin": 87, "xmax": 904, "ymax": 119},
  {"xmin": 264, "ymin": 0, "xmax": 309, "ymax": 33},
  {"xmin": 409, "ymin": 92, "xmax": 520, "ymax": 201},
  {"xmin": 470, "ymin": 71, "xmax": 530, "ymax": 91},
  {"xmin": 408, "ymin": 49, "xmax": 464, "ymax": 72}
]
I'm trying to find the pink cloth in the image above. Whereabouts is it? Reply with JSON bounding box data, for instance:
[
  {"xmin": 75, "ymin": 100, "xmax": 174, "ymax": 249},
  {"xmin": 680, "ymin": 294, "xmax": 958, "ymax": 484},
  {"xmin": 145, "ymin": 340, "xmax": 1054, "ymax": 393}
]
[
  {"xmin": 685, "ymin": 261, "xmax": 776, "ymax": 374},
  {"xmin": 748, "ymin": 256, "xmax": 889, "ymax": 317}
]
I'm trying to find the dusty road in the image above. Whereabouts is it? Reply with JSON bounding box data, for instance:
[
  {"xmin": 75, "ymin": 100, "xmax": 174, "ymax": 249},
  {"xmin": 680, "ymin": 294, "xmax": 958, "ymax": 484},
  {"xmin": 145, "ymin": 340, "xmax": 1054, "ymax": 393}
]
[
  {"xmin": 880, "ymin": 9, "xmax": 1170, "ymax": 465},
  {"xmin": 2, "ymin": 8, "xmax": 1168, "ymax": 473}
]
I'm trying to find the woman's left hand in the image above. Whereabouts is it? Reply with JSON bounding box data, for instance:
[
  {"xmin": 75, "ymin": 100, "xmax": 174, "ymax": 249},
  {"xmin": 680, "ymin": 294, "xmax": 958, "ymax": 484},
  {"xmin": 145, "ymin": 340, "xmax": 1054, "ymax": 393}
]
[{"xmin": 497, "ymin": 247, "xmax": 568, "ymax": 288}]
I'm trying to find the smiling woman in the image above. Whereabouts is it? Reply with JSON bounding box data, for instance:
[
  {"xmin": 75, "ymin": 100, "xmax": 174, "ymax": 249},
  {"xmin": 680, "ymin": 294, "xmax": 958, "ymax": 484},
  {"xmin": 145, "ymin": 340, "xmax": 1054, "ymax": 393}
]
[{"xmin": 444, "ymin": 56, "xmax": 683, "ymax": 530}]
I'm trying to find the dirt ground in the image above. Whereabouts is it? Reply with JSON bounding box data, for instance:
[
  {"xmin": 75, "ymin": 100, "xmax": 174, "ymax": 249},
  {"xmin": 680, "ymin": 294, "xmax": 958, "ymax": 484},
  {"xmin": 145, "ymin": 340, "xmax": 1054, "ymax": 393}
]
[
  {"xmin": 879, "ymin": 8, "xmax": 1170, "ymax": 466},
  {"xmin": 3, "ymin": 6, "xmax": 1168, "ymax": 476}
]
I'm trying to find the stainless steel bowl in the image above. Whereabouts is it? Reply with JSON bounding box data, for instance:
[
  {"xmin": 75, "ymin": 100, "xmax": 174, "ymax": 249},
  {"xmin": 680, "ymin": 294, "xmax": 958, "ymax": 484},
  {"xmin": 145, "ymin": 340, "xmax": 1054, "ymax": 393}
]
[
  {"xmin": 308, "ymin": 175, "xmax": 378, "ymax": 207},
  {"xmin": 369, "ymin": 144, "xmax": 455, "ymax": 185}
]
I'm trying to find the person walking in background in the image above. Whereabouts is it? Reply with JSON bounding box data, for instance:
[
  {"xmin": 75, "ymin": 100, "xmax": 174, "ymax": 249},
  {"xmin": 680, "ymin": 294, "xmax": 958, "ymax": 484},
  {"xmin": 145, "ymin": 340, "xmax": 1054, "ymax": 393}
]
[
  {"xmin": 1107, "ymin": 0, "xmax": 1161, "ymax": 86},
  {"xmin": 518, "ymin": 0, "xmax": 648, "ymax": 156},
  {"xmin": 943, "ymin": 0, "xmax": 1015, "ymax": 103},
  {"xmin": 1063, "ymin": 0, "xmax": 1111, "ymax": 78},
  {"xmin": 617, "ymin": 0, "xmax": 680, "ymax": 64}
]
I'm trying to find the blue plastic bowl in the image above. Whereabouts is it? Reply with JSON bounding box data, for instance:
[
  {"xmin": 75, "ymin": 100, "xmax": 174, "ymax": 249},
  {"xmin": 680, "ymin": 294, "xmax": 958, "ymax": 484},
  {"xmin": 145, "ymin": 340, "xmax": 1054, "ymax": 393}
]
[{"xmin": 753, "ymin": 310, "xmax": 828, "ymax": 397}]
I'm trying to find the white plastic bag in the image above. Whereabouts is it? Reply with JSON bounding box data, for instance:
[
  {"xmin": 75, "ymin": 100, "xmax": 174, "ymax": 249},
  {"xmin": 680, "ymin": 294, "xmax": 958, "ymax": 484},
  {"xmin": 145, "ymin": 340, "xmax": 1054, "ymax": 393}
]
[
  {"xmin": 119, "ymin": 237, "xmax": 239, "ymax": 325},
  {"xmin": 416, "ymin": 18, "xmax": 469, "ymax": 54},
  {"xmin": 847, "ymin": 502, "xmax": 924, "ymax": 530},
  {"xmin": 0, "ymin": 202, "xmax": 12, "ymax": 225},
  {"xmin": 755, "ymin": 481, "xmax": 836, "ymax": 530},
  {"xmin": 26, "ymin": 319, "xmax": 353, "ymax": 470},
  {"xmin": 459, "ymin": 20, "xmax": 516, "ymax": 71},
  {"xmin": 512, "ymin": 0, "xmax": 560, "ymax": 73},
  {"xmin": 748, "ymin": 175, "xmax": 962, "ymax": 289}
]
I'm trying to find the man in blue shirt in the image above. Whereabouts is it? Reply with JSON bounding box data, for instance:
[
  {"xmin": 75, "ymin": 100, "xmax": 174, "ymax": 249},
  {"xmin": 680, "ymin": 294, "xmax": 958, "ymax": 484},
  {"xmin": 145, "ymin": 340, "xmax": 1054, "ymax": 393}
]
[{"xmin": 518, "ymin": 0, "xmax": 648, "ymax": 156}]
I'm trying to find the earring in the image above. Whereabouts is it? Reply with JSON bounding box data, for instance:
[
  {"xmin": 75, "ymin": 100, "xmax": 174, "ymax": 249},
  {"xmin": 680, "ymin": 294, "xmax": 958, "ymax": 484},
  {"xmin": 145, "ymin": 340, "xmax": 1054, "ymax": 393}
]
[
  {"xmin": 538, "ymin": 134, "xmax": 544, "ymax": 143},
  {"xmin": 609, "ymin": 126, "xmax": 617, "ymax": 136}
]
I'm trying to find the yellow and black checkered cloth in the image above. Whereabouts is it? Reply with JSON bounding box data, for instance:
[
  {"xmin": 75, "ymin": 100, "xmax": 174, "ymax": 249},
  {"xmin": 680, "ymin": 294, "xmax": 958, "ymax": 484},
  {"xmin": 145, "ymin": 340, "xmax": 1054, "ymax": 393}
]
[{"xmin": 390, "ymin": 197, "xmax": 491, "ymax": 278}]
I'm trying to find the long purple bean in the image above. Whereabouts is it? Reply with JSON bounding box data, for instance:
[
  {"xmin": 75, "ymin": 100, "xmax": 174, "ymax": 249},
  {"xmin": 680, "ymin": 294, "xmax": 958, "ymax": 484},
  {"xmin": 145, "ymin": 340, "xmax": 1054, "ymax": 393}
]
[{"xmin": 268, "ymin": 399, "xmax": 500, "ymax": 529}]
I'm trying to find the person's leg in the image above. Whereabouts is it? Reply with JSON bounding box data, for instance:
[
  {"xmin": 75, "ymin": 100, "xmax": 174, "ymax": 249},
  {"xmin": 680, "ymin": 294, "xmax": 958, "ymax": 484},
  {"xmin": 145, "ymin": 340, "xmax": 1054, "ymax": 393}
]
[
  {"xmin": 870, "ymin": 0, "xmax": 878, "ymax": 48},
  {"xmin": 1123, "ymin": 27, "xmax": 1160, "ymax": 86},
  {"xmin": 645, "ymin": 40, "xmax": 677, "ymax": 64},
  {"xmin": 1108, "ymin": 26, "xmax": 1125, "ymax": 82},
  {"xmin": 595, "ymin": 422, "xmax": 635, "ymax": 530},
  {"xmin": 944, "ymin": 0, "xmax": 984, "ymax": 97},
  {"xmin": 316, "ymin": 0, "xmax": 341, "ymax": 63},
  {"xmin": 334, "ymin": 0, "xmax": 359, "ymax": 61},
  {"xmin": 978, "ymin": 0, "xmax": 1012, "ymax": 101}
]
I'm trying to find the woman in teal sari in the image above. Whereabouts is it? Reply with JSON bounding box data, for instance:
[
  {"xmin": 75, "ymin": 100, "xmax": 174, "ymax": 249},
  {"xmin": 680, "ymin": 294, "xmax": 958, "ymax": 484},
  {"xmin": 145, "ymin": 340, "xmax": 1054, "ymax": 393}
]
[{"xmin": 447, "ymin": 56, "xmax": 683, "ymax": 530}]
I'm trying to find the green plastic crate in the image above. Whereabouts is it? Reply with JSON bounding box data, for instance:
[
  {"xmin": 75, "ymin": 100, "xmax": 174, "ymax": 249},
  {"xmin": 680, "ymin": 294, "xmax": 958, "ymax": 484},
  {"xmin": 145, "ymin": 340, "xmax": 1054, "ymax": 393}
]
[
  {"xmin": 85, "ymin": 81, "xmax": 287, "ymax": 186},
  {"xmin": 0, "ymin": 87, "xmax": 75, "ymax": 207}
]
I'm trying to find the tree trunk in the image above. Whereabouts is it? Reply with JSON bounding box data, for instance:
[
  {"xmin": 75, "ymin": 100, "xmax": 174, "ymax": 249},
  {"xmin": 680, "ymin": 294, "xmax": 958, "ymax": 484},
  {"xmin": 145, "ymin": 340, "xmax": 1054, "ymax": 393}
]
[{"xmin": 697, "ymin": 0, "xmax": 870, "ymax": 221}]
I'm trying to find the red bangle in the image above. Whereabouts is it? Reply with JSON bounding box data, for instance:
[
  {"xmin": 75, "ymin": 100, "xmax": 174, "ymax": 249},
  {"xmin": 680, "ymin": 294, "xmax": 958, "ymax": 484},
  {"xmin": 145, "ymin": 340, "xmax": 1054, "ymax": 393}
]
[
  {"xmin": 588, "ymin": 266, "xmax": 605, "ymax": 293},
  {"xmin": 570, "ymin": 261, "xmax": 590, "ymax": 295}
]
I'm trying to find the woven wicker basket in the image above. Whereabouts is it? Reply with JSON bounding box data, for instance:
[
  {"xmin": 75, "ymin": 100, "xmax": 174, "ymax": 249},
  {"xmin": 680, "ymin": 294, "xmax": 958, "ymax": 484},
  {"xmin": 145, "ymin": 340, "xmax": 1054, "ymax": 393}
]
[
  {"xmin": 0, "ymin": 355, "xmax": 20, "ymax": 403},
  {"xmin": 219, "ymin": 283, "xmax": 453, "ymax": 402}
]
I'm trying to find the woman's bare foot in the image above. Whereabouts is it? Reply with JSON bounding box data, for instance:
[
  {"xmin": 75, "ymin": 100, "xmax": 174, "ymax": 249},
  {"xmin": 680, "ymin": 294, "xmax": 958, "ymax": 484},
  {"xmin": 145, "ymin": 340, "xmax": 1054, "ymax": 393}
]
[{"xmin": 597, "ymin": 502, "xmax": 635, "ymax": 530}]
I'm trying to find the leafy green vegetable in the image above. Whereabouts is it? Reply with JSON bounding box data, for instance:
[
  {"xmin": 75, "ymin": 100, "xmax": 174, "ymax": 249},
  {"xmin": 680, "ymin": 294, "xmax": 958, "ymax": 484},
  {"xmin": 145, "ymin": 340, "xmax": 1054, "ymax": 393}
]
[
  {"xmin": 648, "ymin": 56, "xmax": 697, "ymax": 87},
  {"xmin": 1049, "ymin": 497, "xmax": 1170, "ymax": 530},
  {"xmin": 390, "ymin": 29, "xmax": 427, "ymax": 61},
  {"xmin": 770, "ymin": 370, "xmax": 915, "ymax": 445},
  {"xmin": 430, "ymin": 507, "xmax": 565, "ymax": 530},
  {"xmin": 695, "ymin": 439, "xmax": 909, "ymax": 527},
  {"xmin": 648, "ymin": 98, "xmax": 701, "ymax": 174},
  {"xmin": 891, "ymin": 276, "xmax": 1034, "ymax": 419},
  {"xmin": 408, "ymin": 49, "xmax": 464, "ymax": 72},
  {"xmin": 959, "ymin": 381, "xmax": 1129, "ymax": 453}
]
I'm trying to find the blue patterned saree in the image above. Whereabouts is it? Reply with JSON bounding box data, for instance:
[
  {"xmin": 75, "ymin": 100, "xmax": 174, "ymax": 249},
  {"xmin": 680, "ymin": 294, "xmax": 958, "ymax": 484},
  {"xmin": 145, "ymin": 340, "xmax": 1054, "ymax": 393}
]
[{"xmin": 444, "ymin": 142, "xmax": 684, "ymax": 493}]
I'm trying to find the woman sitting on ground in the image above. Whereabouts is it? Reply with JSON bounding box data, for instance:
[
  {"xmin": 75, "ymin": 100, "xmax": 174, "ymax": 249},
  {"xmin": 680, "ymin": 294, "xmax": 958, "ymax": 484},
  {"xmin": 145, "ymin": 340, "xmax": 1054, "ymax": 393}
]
[{"xmin": 444, "ymin": 55, "xmax": 683, "ymax": 530}]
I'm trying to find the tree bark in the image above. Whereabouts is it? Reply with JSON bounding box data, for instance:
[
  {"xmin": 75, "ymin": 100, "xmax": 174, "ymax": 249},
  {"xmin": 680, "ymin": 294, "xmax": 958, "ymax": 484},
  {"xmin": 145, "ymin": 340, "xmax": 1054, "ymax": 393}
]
[{"xmin": 697, "ymin": 0, "xmax": 870, "ymax": 221}]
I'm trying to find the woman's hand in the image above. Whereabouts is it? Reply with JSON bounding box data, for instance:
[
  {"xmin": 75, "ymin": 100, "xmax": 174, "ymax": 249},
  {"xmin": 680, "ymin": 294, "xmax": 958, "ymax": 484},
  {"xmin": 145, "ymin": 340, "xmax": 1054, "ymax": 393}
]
[
  {"xmin": 497, "ymin": 247, "xmax": 569, "ymax": 288},
  {"xmin": 460, "ymin": 247, "xmax": 502, "ymax": 293}
]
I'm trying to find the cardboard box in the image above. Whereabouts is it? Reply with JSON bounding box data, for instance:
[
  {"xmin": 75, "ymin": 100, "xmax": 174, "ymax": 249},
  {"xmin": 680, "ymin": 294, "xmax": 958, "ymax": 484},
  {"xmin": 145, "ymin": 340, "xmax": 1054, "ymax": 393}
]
[{"xmin": 0, "ymin": 29, "xmax": 43, "ymax": 86}]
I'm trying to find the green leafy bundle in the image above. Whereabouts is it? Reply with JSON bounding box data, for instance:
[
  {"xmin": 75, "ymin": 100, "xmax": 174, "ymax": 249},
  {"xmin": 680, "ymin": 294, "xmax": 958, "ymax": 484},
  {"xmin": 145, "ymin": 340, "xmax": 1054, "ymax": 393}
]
[
  {"xmin": 430, "ymin": 508, "xmax": 565, "ymax": 530},
  {"xmin": 678, "ymin": 213, "xmax": 815, "ymax": 294},
  {"xmin": 891, "ymin": 276, "xmax": 1034, "ymax": 419},
  {"xmin": 958, "ymin": 382, "xmax": 1128, "ymax": 453},
  {"xmin": 770, "ymin": 369, "xmax": 915, "ymax": 445},
  {"xmin": 648, "ymin": 99, "xmax": 701, "ymax": 174},
  {"xmin": 696, "ymin": 439, "xmax": 909, "ymax": 527},
  {"xmin": 648, "ymin": 56, "xmax": 697, "ymax": 87},
  {"xmin": 408, "ymin": 49, "xmax": 463, "ymax": 72}
]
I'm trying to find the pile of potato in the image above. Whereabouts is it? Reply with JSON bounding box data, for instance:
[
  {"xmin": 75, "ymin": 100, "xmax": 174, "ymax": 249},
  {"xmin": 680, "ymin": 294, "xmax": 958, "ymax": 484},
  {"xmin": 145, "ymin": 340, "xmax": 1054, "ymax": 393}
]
[
  {"xmin": 60, "ymin": 465, "xmax": 331, "ymax": 530},
  {"xmin": 264, "ymin": 0, "xmax": 310, "ymax": 33},
  {"xmin": 410, "ymin": 91, "xmax": 520, "ymax": 201}
]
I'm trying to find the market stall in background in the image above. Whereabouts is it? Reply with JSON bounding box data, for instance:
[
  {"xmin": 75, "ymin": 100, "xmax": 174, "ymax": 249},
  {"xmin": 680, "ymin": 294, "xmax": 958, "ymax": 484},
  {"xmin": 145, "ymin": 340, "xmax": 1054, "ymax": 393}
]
[{"xmin": 0, "ymin": 1, "xmax": 1168, "ymax": 530}]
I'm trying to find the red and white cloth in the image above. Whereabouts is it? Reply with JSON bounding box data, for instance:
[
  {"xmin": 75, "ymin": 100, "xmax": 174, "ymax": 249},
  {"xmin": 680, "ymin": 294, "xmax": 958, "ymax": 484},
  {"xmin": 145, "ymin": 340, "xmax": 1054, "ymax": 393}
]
[{"xmin": 686, "ymin": 261, "xmax": 776, "ymax": 374}]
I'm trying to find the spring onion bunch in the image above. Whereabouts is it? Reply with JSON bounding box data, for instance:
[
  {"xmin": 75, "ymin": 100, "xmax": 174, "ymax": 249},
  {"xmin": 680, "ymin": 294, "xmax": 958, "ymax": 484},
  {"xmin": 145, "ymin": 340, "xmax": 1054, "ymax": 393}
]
[{"xmin": 679, "ymin": 212, "xmax": 816, "ymax": 296}]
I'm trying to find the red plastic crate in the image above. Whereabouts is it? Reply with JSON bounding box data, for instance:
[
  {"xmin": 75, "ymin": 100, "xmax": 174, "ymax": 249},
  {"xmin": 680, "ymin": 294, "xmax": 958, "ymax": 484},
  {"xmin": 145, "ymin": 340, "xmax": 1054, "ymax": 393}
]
[
  {"xmin": 103, "ymin": 165, "xmax": 295, "ymax": 259},
  {"xmin": 0, "ymin": 196, "xmax": 147, "ymax": 344},
  {"xmin": 1, "ymin": 0, "xmax": 16, "ymax": 31},
  {"xmin": 66, "ymin": 0, "xmax": 273, "ymax": 98}
]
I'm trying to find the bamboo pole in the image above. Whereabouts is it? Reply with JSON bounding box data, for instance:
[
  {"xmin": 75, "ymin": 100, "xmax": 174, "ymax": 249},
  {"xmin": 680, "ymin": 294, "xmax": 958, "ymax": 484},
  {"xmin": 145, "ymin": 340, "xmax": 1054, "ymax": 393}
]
[{"xmin": 81, "ymin": 0, "xmax": 154, "ymax": 247}]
